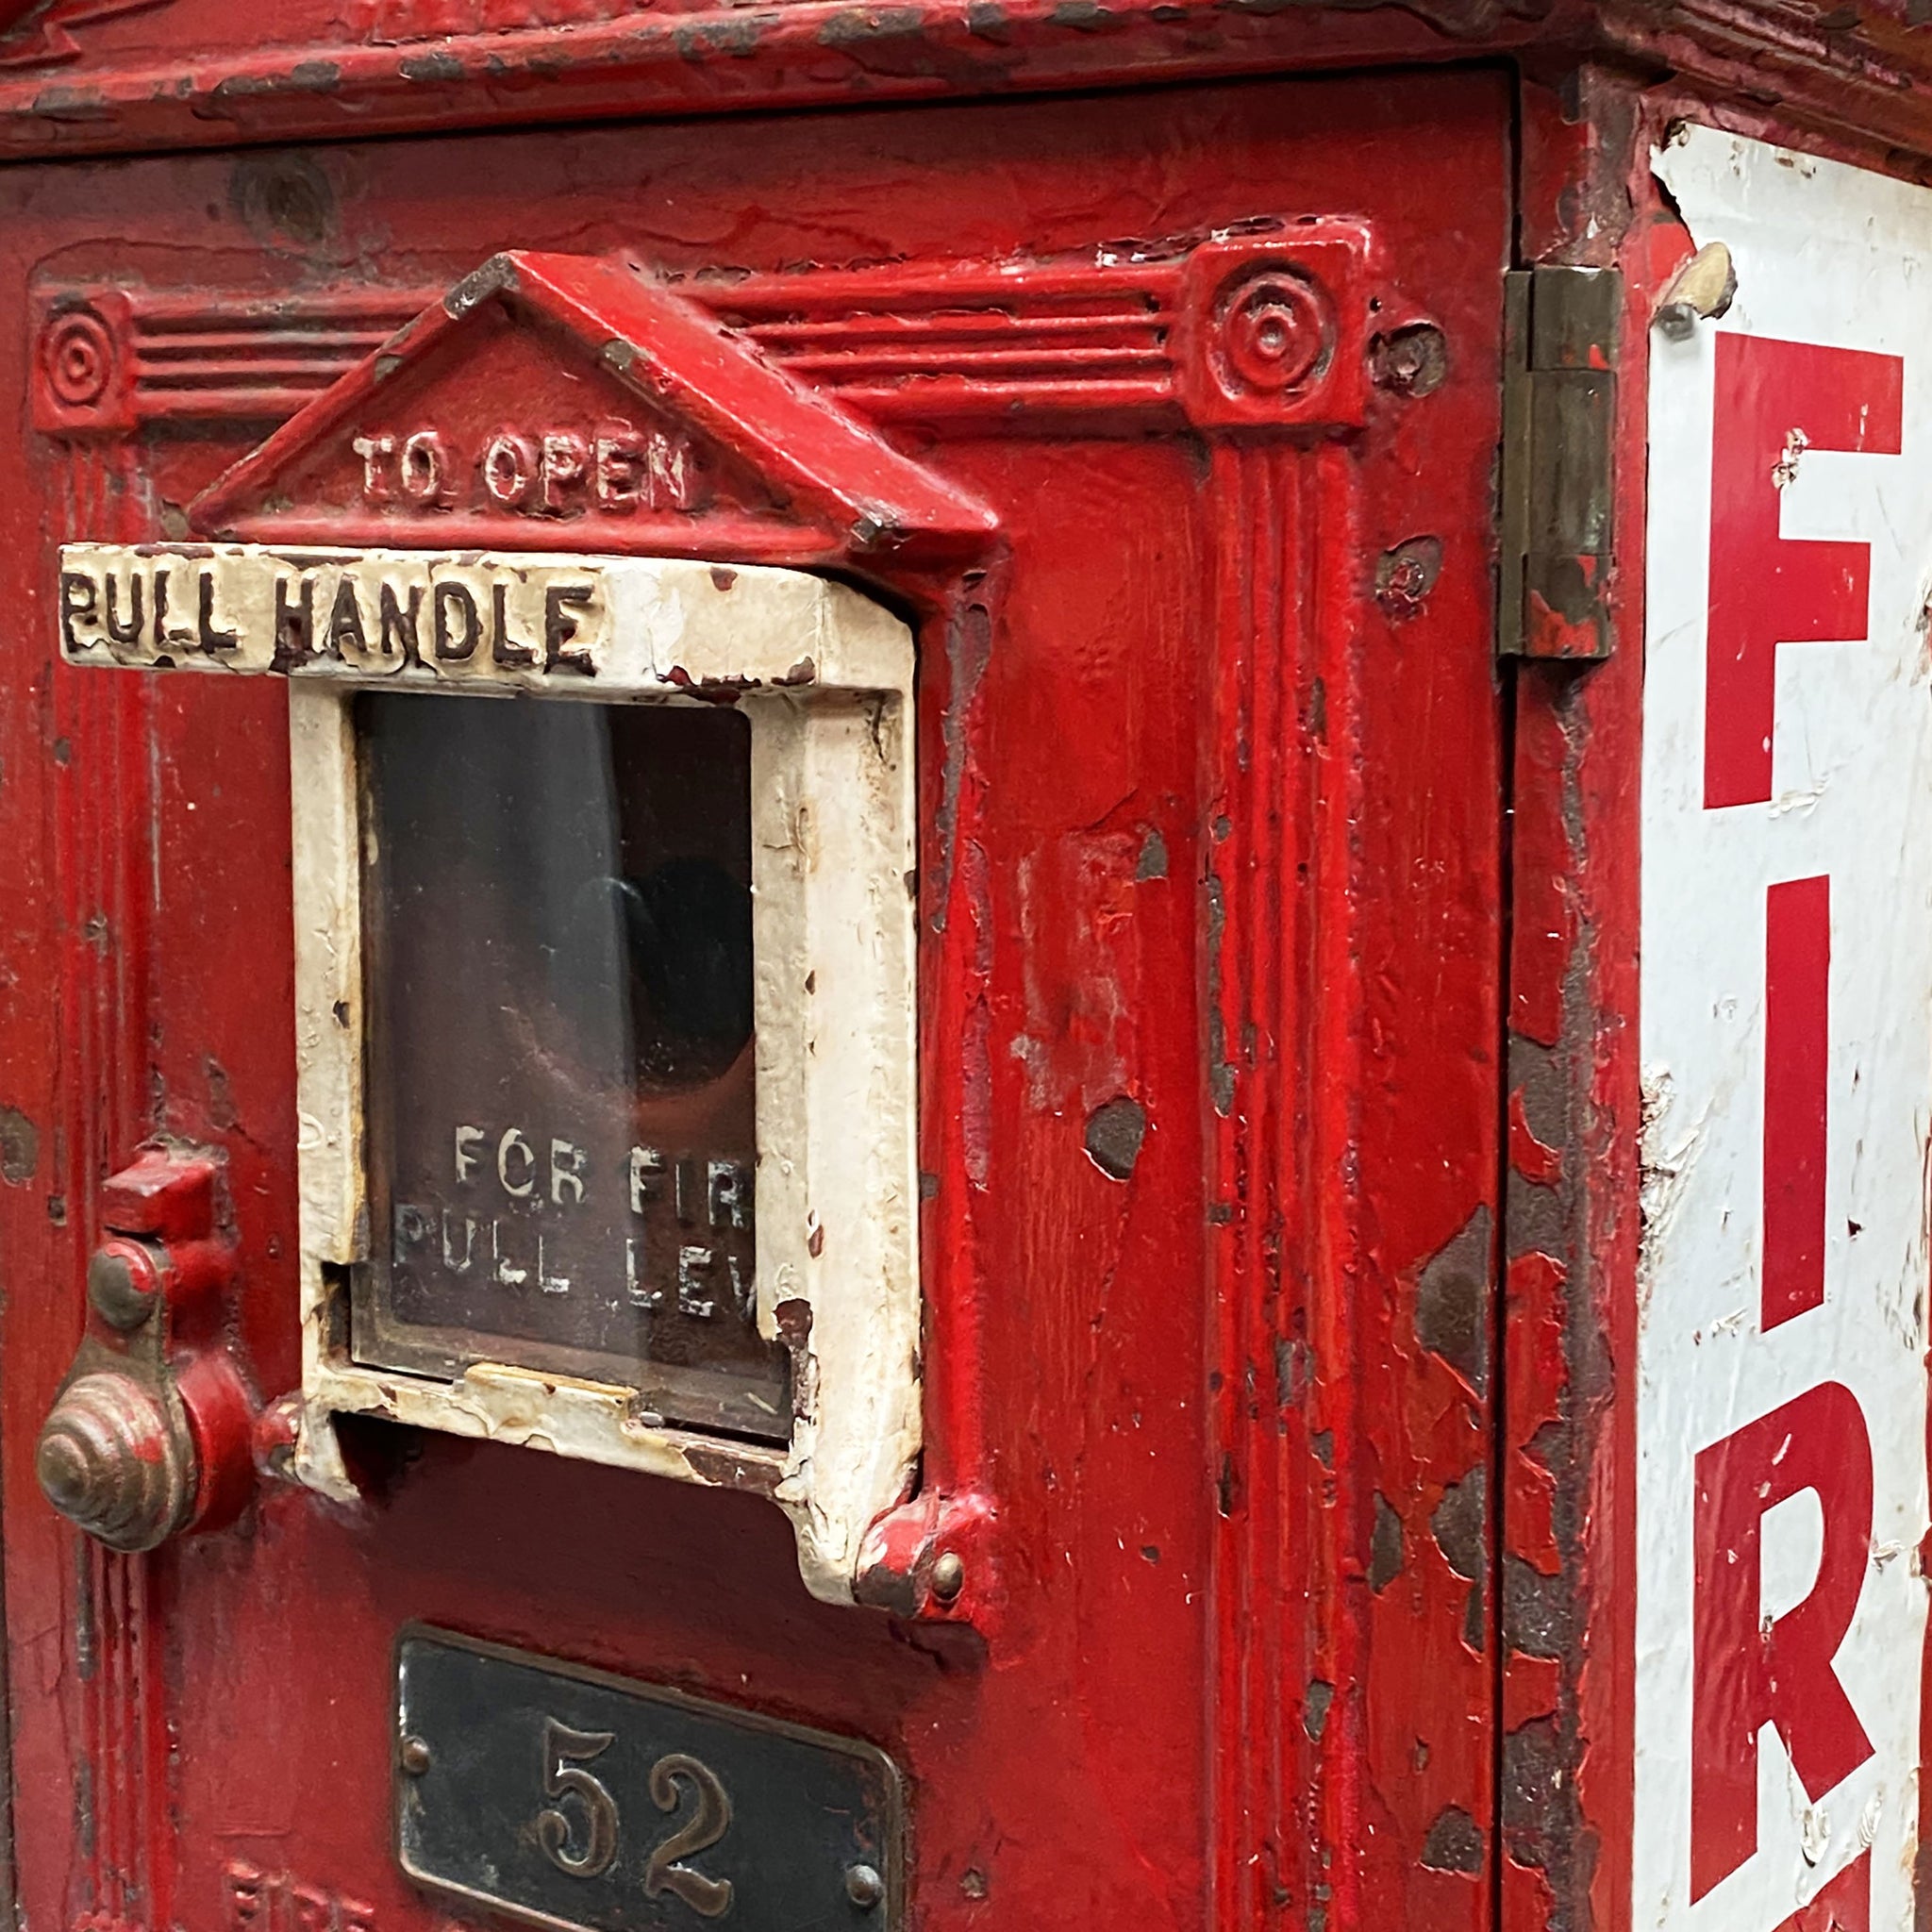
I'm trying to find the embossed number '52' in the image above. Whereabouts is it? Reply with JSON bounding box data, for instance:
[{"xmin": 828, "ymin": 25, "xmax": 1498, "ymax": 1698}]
[{"xmin": 537, "ymin": 1718, "xmax": 735, "ymax": 1918}]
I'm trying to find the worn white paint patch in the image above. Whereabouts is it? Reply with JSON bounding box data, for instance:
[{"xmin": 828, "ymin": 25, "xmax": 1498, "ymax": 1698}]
[
  {"xmin": 57, "ymin": 543, "xmax": 911, "ymax": 694},
  {"xmin": 1641, "ymin": 125, "xmax": 1932, "ymax": 1932},
  {"xmin": 288, "ymin": 680, "xmax": 364, "ymax": 1507},
  {"xmin": 67, "ymin": 543, "xmax": 920, "ymax": 1606}
]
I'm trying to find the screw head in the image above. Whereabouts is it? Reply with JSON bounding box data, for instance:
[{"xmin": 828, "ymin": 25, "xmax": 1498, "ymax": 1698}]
[
  {"xmin": 845, "ymin": 1863, "xmax": 884, "ymax": 1910},
  {"xmin": 930, "ymin": 1550, "xmax": 965, "ymax": 1602},
  {"xmin": 400, "ymin": 1735, "xmax": 433, "ymax": 1775},
  {"xmin": 1369, "ymin": 322, "xmax": 1449, "ymax": 398},
  {"xmin": 1655, "ymin": 300, "xmax": 1698, "ymax": 342}
]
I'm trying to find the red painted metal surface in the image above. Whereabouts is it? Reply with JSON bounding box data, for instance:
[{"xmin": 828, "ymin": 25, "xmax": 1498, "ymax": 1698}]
[
  {"xmin": 0, "ymin": 0, "xmax": 1925, "ymax": 174},
  {"xmin": 0, "ymin": 65, "xmax": 1516, "ymax": 1932},
  {"xmin": 0, "ymin": 2, "xmax": 1920, "ymax": 1926}
]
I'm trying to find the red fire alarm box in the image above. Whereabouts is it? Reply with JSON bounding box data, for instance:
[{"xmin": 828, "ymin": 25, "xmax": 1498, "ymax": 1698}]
[{"xmin": 1, "ymin": 8, "xmax": 1929, "ymax": 1932}]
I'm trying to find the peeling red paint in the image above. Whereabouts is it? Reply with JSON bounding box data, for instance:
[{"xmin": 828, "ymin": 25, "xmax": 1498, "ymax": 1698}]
[
  {"xmin": 1508, "ymin": 1092, "xmax": 1564, "ymax": 1191},
  {"xmin": 0, "ymin": 0, "xmax": 1919, "ymax": 171},
  {"xmin": 0, "ymin": 66, "xmax": 1527, "ymax": 1932},
  {"xmin": 1504, "ymin": 1251, "xmax": 1567, "ymax": 1576},
  {"xmin": 0, "ymin": 2, "xmax": 1916, "ymax": 1925},
  {"xmin": 1523, "ymin": 584, "xmax": 1609, "ymax": 662}
]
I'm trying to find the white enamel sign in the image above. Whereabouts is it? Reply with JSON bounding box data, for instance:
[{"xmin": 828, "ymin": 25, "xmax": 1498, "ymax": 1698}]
[{"xmin": 1641, "ymin": 126, "xmax": 1932, "ymax": 1931}]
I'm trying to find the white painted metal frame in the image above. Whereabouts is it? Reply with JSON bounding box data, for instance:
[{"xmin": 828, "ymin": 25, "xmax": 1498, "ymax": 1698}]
[{"xmin": 58, "ymin": 541, "xmax": 922, "ymax": 1603}]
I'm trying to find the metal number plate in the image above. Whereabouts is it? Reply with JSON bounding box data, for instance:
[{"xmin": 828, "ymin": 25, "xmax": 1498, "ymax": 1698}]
[{"xmin": 394, "ymin": 1627, "xmax": 902, "ymax": 1932}]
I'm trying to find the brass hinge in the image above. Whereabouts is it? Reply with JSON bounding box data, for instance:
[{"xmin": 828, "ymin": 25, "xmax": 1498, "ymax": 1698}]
[{"xmin": 1497, "ymin": 265, "xmax": 1622, "ymax": 661}]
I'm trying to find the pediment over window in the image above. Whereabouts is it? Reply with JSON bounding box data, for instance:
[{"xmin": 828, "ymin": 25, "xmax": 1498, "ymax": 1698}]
[{"xmin": 190, "ymin": 250, "xmax": 996, "ymax": 575}]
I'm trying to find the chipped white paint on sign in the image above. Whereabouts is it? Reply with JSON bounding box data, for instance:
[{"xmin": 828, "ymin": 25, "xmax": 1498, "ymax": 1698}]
[
  {"xmin": 57, "ymin": 541, "xmax": 910, "ymax": 693},
  {"xmin": 1641, "ymin": 125, "xmax": 1932, "ymax": 1931}
]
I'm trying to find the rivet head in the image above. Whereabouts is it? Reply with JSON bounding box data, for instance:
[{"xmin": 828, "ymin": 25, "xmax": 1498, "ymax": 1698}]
[
  {"xmin": 36, "ymin": 1371, "xmax": 191, "ymax": 1552},
  {"xmin": 89, "ymin": 1245, "xmax": 160, "ymax": 1330},
  {"xmin": 930, "ymin": 1551, "xmax": 965, "ymax": 1602},
  {"xmin": 845, "ymin": 1863, "xmax": 885, "ymax": 1910},
  {"xmin": 399, "ymin": 1735, "xmax": 433, "ymax": 1775}
]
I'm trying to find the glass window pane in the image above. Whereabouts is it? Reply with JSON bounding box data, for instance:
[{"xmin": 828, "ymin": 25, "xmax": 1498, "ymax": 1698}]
[{"xmin": 353, "ymin": 691, "xmax": 786, "ymax": 1442}]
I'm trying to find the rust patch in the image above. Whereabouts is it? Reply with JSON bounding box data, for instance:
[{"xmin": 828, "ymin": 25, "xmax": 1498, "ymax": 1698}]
[
  {"xmin": 1414, "ymin": 1204, "xmax": 1493, "ymax": 1398},
  {"xmin": 230, "ymin": 152, "xmax": 334, "ymax": 248},
  {"xmin": 1501, "ymin": 1714, "xmax": 1593, "ymax": 1895},
  {"xmin": 399, "ymin": 50, "xmax": 465, "ymax": 81},
  {"xmin": 773, "ymin": 1296, "xmax": 812, "ymax": 1345},
  {"xmin": 1050, "ymin": 0, "xmax": 1120, "ymax": 26},
  {"xmin": 931, "ymin": 594, "xmax": 991, "ymax": 937},
  {"xmin": 1274, "ymin": 1335, "xmax": 1310, "ymax": 1408},
  {"xmin": 1084, "ymin": 1095, "xmax": 1146, "ymax": 1181},
  {"xmin": 73, "ymin": 1751, "xmax": 94, "ymax": 1863},
  {"xmin": 854, "ymin": 1556, "xmax": 922, "ymax": 1618},
  {"xmin": 29, "ymin": 85, "xmax": 111, "ymax": 125},
  {"xmin": 816, "ymin": 5, "xmax": 925, "ymax": 45},
  {"xmin": 1302, "ymin": 1679, "xmax": 1333, "ymax": 1741},
  {"xmin": 772, "ymin": 1295, "xmax": 816, "ymax": 1419},
  {"xmin": 0, "ymin": 1107, "xmax": 38, "ymax": 1185},
  {"xmin": 1495, "ymin": 670, "xmax": 1620, "ymax": 1931},
  {"xmin": 683, "ymin": 1444, "xmax": 783, "ymax": 1494},
  {"xmin": 1430, "ymin": 1466, "xmax": 1486, "ymax": 1582},
  {"xmin": 1368, "ymin": 1491, "xmax": 1404, "ymax": 1592},
  {"xmin": 445, "ymin": 253, "xmax": 518, "ymax": 320},
  {"xmin": 1420, "ymin": 1806, "xmax": 1483, "ymax": 1874},
  {"xmin": 1205, "ymin": 871, "xmax": 1233, "ymax": 1116},
  {"xmin": 1502, "ymin": 1554, "xmax": 1572, "ymax": 1661},
  {"xmin": 205, "ymin": 1056, "xmax": 241, "ymax": 1134},
  {"xmin": 671, "ymin": 16, "xmax": 767, "ymax": 58}
]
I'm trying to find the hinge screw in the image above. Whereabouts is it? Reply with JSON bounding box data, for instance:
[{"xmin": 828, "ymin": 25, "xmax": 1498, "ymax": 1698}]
[
  {"xmin": 400, "ymin": 1735, "xmax": 433, "ymax": 1775},
  {"xmin": 930, "ymin": 1550, "xmax": 965, "ymax": 1602},
  {"xmin": 1369, "ymin": 323, "xmax": 1448, "ymax": 397},
  {"xmin": 845, "ymin": 1864, "xmax": 885, "ymax": 1910}
]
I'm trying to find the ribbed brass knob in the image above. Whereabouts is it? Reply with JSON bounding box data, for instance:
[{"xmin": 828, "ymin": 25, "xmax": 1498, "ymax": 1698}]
[{"xmin": 36, "ymin": 1371, "xmax": 192, "ymax": 1552}]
